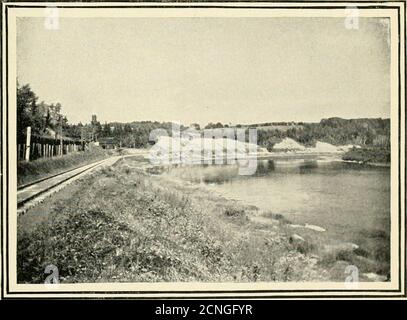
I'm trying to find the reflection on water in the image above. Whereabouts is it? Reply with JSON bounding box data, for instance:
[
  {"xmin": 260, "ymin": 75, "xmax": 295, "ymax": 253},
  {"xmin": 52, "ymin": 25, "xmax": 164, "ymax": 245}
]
[
  {"xmin": 163, "ymin": 158, "xmax": 389, "ymax": 184},
  {"xmin": 163, "ymin": 158, "xmax": 391, "ymax": 275},
  {"xmin": 255, "ymin": 160, "xmax": 275, "ymax": 176},
  {"xmin": 299, "ymin": 161, "xmax": 319, "ymax": 173}
]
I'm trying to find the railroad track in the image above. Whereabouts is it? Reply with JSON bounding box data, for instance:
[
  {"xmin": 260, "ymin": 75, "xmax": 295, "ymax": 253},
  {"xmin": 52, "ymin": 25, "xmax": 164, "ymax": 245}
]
[{"xmin": 17, "ymin": 156, "xmax": 122, "ymax": 213}]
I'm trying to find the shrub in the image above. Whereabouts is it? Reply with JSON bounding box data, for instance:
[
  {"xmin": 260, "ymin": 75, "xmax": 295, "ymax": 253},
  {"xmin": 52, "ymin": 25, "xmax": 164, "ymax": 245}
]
[{"xmin": 223, "ymin": 206, "xmax": 246, "ymax": 217}]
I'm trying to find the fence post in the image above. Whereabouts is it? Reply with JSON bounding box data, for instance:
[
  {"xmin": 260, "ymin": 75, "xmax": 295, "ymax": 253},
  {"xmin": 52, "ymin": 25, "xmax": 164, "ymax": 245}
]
[{"xmin": 25, "ymin": 126, "xmax": 31, "ymax": 161}]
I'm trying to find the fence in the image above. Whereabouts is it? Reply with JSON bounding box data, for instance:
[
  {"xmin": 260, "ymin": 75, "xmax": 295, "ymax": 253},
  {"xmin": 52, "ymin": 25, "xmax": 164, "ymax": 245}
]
[{"xmin": 18, "ymin": 127, "xmax": 85, "ymax": 161}]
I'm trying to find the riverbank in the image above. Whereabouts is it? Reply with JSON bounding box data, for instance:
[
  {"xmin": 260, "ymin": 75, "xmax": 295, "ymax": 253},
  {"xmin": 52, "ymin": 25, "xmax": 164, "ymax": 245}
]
[
  {"xmin": 342, "ymin": 147, "xmax": 390, "ymax": 167},
  {"xmin": 17, "ymin": 156, "xmax": 388, "ymax": 283}
]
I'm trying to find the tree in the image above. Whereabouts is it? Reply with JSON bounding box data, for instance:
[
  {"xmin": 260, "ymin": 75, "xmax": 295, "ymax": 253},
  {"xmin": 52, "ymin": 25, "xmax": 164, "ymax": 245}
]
[
  {"xmin": 101, "ymin": 122, "xmax": 111, "ymax": 137},
  {"xmin": 17, "ymin": 83, "xmax": 38, "ymax": 138}
]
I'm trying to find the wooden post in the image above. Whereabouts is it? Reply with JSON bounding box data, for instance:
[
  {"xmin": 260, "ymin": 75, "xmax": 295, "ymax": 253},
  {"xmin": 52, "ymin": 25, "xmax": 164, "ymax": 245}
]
[
  {"xmin": 59, "ymin": 116, "xmax": 63, "ymax": 156},
  {"xmin": 25, "ymin": 127, "xmax": 31, "ymax": 161}
]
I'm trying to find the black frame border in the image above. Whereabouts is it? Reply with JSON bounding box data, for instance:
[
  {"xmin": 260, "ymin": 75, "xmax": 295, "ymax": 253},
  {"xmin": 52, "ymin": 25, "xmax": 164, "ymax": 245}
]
[{"xmin": 1, "ymin": 0, "xmax": 405, "ymax": 299}]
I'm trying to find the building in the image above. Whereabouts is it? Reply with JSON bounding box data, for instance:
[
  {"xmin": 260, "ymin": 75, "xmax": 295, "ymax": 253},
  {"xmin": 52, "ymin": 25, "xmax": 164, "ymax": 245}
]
[{"xmin": 98, "ymin": 137, "xmax": 118, "ymax": 149}]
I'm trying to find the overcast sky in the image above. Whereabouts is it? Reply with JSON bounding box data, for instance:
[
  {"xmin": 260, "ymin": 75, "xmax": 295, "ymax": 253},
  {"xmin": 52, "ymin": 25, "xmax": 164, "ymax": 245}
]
[{"xmin": 17, "ymin": 17, "xmax": 390, "ymax": 126}]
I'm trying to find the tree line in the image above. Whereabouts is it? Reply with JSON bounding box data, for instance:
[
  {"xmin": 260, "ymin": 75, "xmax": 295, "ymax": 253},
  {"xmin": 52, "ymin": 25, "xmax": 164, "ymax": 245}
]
[
  {"xmin": 17, "ymin": 83, "xmax": 390, "ymax": 151},
  {"xmin": 99, "ymin": 118, "xmax": 389, "ymax": 151},
  {"xmin": 256, "ymin": 117, "xmax": 390, "ymax": 151}
]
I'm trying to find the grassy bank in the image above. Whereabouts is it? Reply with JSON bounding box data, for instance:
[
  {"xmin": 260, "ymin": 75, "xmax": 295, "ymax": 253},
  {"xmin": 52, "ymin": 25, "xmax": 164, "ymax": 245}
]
[
  {"xmin": 18, "ymin": 157, "xmax": 332, "ymax": 283},
  {"xmin": 342, "ymin": 147, "xmax": 390, "ymax": 166},
  {"xmin": 18, "ymin": 156, "xmax": 389, "ymax": 283},
  {"xmin": 17, "ymin": 146, "xmax": 120, "ymax": 186}
]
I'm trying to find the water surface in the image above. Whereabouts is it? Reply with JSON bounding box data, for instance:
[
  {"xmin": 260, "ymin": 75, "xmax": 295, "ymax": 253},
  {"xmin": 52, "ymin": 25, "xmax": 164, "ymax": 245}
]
[{"xmin": 164, "ymin": 158, "xmax": 391, "ymax": 274}]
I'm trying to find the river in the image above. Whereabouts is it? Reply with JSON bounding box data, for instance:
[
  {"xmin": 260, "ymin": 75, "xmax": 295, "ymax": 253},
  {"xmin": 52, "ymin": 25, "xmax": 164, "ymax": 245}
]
[{"xmin": 162, "ymin": 157, "xmax": 391, "ymax": 276}]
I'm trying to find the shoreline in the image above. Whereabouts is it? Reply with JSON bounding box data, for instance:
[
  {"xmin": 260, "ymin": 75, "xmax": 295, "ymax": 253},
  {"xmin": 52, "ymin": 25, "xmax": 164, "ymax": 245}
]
[
  {"xmin": 342, "ymin": 159, "xmax": 391, "ymax": 167},
  {"xmin": 139, "ymin": 145, "xmax": 390, "ymax": 166}
]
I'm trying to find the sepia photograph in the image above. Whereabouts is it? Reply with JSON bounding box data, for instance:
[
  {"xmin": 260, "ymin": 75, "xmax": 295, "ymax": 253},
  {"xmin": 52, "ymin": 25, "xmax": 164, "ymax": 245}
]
[{"xmin": 1, "ymin": 1, "xmax": 405, "ymax": 299}]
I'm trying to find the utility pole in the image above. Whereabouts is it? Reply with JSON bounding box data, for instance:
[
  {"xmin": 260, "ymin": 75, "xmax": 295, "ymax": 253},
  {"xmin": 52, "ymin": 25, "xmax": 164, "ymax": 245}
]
[
  {"xmin": 80, "ymin": 126, "xmax": 84, "ymax": 151},
  {"xmin": 59, "ymin": 116, "xmax": 63, "ymax": 156},
  {"xmin": 25, "ymin": 126, "xmax": 31, "ymax": 161}
]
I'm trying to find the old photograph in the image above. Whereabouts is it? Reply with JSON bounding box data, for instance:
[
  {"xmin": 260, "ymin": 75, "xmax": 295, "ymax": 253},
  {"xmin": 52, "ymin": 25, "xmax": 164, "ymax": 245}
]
[{"xmin": 1, "ymin": 1, "xmax": 405, "ymax": 299}]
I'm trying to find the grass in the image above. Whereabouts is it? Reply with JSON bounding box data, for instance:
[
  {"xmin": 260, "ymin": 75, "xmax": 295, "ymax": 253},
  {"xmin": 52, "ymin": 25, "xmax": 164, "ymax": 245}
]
[
  {"xmin": 342, "ymin": 147, "xmax": 390, "ymax": 165},
  {"xmin": 164, "ymin": 164, "xmax": 239, "ymax": 184},
  {"xmin": 307, "ymin": 226, "xmax": 391, "ymax": 280},
  {"xmin": 17, "ymin": 157, "xmax": 330, "ymax": 283},
  {"xmin": 17, "ymin": 145, "xmax": 116, "ymax": 186}
]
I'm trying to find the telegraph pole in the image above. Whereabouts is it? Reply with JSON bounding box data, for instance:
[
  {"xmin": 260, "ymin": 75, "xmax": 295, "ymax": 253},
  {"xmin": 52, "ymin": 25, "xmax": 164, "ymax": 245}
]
[
  {"xmin": 59, "ymin": 115, "xmax": 63, "ymax": 156},
  {"xmin": 25, "ymin": 126, "xmax": 31, "ymax": 161}
]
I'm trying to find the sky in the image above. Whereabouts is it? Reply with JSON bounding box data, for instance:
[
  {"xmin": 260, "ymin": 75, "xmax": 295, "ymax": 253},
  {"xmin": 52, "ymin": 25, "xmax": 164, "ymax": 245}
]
[{"xmin": 17, "ymin": 17, "xmax": 391, "ymax": 126}]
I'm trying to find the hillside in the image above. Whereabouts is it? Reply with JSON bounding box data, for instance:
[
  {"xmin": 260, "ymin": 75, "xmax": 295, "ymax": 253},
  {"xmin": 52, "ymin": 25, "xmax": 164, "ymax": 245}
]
[
  {"xmin": 89, "ymin": 117, "xmax": 391, "ymax": 157},
  {"xmin": 255, "ymin": 117, "xmax": 390, "ymax": 151}
]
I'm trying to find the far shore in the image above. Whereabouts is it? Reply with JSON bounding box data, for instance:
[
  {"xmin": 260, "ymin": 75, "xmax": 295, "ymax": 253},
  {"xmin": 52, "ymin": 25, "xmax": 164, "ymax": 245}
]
[{"xmin": 136, "ymin": 148, "xmax": 390, "ymax": 167}]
